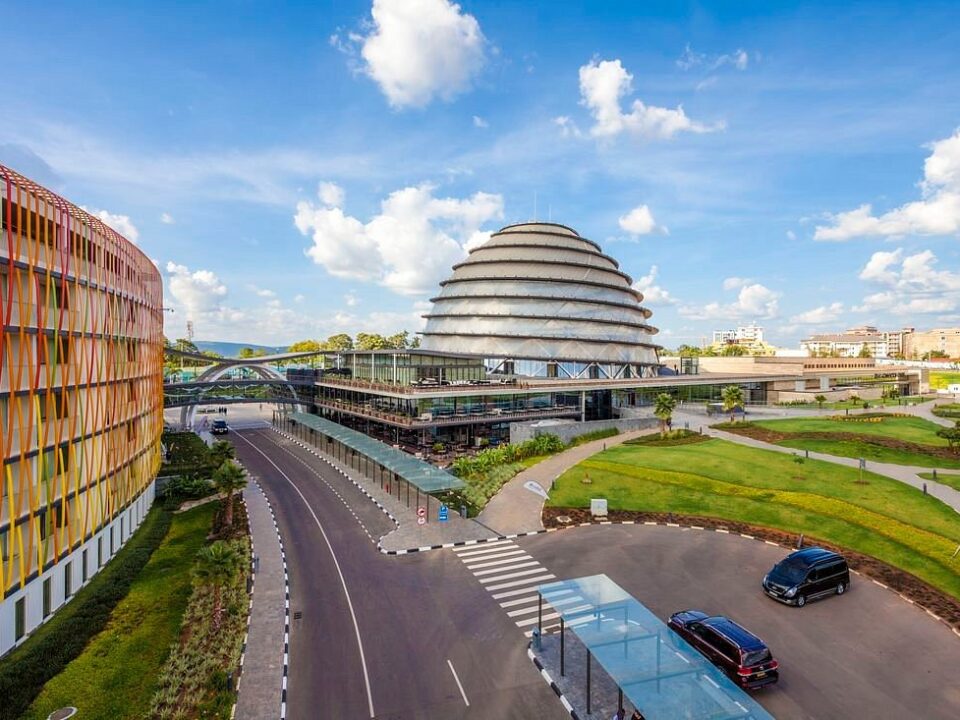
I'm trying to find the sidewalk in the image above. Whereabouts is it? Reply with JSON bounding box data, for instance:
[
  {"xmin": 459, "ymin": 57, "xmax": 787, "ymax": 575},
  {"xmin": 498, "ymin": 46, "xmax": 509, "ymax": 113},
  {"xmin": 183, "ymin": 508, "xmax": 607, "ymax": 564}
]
[
  {"xmin": 478, "ymin": 427, "xmax": 658, "ymax": 534},
  {"xmin": 235, "ymin": 481, "xmax": 286, "ymax": 720},
  {"xmin": 675, "ymin": 409, "xmax": 960, "ymax": 514}
]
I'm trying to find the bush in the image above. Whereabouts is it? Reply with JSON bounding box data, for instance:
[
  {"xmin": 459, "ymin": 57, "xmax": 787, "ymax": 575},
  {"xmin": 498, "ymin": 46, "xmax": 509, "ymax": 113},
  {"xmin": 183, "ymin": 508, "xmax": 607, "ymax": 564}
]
[
  {"xmin": 569, "ymin": 427, "xmax": 620, "ymax": 447},
  {"xmin": 625, "ymin": 429, "xmax": 707, "ymax": 447},
  {"xmin": 159, "ymin": 475, "xmax": 215, "ymax": 504},
  {"xmin": 0, "ymin": 508, "xmax": 172, "ymax": 720},
  {"xmin": 161, "ymin": 431, "xmax": 216, "ymax": 477}
]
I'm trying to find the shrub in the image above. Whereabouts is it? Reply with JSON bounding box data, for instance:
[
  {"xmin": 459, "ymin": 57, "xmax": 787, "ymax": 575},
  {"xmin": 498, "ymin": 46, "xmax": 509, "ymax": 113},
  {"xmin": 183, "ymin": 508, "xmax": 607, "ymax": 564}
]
[
  {"xmin": 159, "ymin": 475, "xmax": 215, "ymax": 503},
  {"xmin": 0, "ymin": 508, "xmax": 172, "ymax": 720},
  {"xmin": 569, "ymin": 427, "xmax": 620, "ymax": 447}
]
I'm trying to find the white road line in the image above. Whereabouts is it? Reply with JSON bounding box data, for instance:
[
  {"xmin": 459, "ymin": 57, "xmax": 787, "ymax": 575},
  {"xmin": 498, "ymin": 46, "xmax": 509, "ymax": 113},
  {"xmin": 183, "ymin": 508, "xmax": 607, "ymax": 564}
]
[
  {"xmin": 479, "ymin": 567, "xmax": 551, "ymax": 584},
  {"xmin": 235, "ymin": 433, "xmax": 376, "ymax": 719},
  {"xmin": 498, "ymin": 594, "xmax": 541, "ymax": 608},
  {"xmin": 515, "ymin": 612, "xmax": 561, "ymax": 627},
  {"xmin": 454, "ymin": 544, "xmax": 518, "ymax": 559},
  {"xmin": 452, "ymin": 539, "xmax": 514, "ymax": 552},
  {"xmin": 460, "ymin": 550, "xmax": 529, "ymax": 565},
  {"xmin": 486, "ymin": 574, "xmax": 556, "ymax": 592},
  {"xmin": 472, "ymin": 561, "xmax": 541, "ymax": 577},
  {"xmin": 460, "ymin": 551, "xmax": 528, "ymax": 568},
  {"xmin": 506, "ymin": 595, "xmax": 584, "ymax": 617},
  {"xmin": 492, "ymin": 585, "xmax": 547, "ymax": 600},
  {"xmin": 447, "ymin": 659, "xmax": 470, "ymax": 707}
]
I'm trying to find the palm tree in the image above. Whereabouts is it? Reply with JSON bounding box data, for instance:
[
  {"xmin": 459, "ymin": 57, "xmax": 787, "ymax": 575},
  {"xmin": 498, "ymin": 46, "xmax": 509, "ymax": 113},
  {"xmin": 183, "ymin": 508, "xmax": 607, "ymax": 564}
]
[
  {"xmin": 212, "ymin": 461, "xmax": 247, "ymax": 527},
  {"xmin": 209, "ymin": 440, "xmax": 236, "ymax": 468},
  {"xmin": 814, "ymin": 394, "xmax": 827, "ymax": 411},
  {"xmin": 721, "ymin": 385, "xmax": 745, "ymax": 423},
  {"xmin": 653, "ymin": 393, "xmax": 677, "ymax": 436},
  {"xmin": 194, "ymin": 541, "xmax": 241, "ymax": 631}
]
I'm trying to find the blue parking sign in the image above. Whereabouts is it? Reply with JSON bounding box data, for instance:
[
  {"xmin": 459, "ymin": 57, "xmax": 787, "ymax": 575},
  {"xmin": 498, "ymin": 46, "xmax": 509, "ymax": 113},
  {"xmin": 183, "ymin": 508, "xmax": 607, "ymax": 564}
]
[{"xmin": 438, "ymin": 504, "xmax": 449, "ymax": 522}]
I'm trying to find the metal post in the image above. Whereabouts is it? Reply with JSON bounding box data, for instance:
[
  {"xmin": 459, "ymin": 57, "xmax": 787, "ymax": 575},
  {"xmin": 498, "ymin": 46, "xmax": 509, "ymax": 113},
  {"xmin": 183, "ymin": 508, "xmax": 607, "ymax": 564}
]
[
  {"xmin": 560, "ymin": 617, "xmax": 565, "ymax": 677},
  {"xmin": 586, "ymin": 652, "xmax": 591, "ymax": 715},
  {"xmin": 538, "ymin": 593, "xmax": 543, "ymax": 635},
  {"xmin": 618, "ymin": 688, "xmax": 623, "ymax": 715}
]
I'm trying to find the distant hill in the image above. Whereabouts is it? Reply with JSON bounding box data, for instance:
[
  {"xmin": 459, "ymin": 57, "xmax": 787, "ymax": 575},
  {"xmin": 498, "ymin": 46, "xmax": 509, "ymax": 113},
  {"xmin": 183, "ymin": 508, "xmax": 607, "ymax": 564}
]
[{"xmin": 194, "ymin": 341, "xmax": 286, "ymax": 358}]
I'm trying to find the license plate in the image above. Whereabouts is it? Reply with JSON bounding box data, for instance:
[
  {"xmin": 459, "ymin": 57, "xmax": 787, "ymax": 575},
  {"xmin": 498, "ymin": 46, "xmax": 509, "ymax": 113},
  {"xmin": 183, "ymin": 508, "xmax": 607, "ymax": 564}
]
[{"xmin": 755, "ymin": 672, "xmax": 767, "ymax": 678}]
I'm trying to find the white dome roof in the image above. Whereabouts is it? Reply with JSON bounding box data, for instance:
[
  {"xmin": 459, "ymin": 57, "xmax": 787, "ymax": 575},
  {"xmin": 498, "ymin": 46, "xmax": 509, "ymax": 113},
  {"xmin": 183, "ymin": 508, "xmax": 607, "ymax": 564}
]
[{"xmin": 420, "ymin": 223, "xmax": 660, "ymax": 366}]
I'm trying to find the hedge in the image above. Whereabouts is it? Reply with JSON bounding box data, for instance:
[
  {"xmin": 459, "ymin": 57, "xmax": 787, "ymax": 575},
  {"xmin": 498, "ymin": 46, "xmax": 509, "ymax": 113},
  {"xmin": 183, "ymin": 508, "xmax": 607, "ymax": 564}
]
[{"xmin": 0, "ymin": 507, "xmax": 173, "ymax": 720}]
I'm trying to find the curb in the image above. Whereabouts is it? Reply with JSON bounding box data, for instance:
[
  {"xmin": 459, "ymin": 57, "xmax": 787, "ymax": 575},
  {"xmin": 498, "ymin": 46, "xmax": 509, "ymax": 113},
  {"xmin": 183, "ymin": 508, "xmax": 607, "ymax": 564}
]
[
  {"xmin": 527, "ymin": 644, "xmax": 580, "ymax": 720},
  {"xmin": 231, "ymin": 494, "xmax": 255, "ymax": 720}
]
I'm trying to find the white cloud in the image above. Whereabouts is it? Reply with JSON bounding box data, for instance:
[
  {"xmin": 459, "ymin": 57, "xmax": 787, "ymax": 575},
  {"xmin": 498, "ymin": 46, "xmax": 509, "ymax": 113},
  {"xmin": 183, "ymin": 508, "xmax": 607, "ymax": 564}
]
[
  {"xmin": 165, "ymin": 262, "xmax": 234, "ymax": 326},
  {"xmin": 357, "ymin": 0, "xmax": 486, "ymax": 108},
  {"xmin": 677, "ymin": 44, "xmax": 750, "ymax": 71},
  {"xmin": 160, "ymin": 212, "xmax": 175, "ymax": 225},
  {"xmin": 722, "ymin": 276, "xmax": 751, "ymax": 291},
  {"xmin": 294, "ymin": 183, "xmax": 503, "ymax": 295},
  {"xmin": 854, "ymin": 247, "xmax": 960, "ymax": 315},
  {"xmin": 249, "ymin": 285, "xmax": 277, "ymax": 299},
  {"xmin": 293, "ymin": 294, "xmax": 305, "ymax": 304},
  {"xmin": 553, "ymin": 115, "xmax": 583, "ymax": 138},
  {"xmin": 577, "ymin": 59, "xmax": 721, "ymax": 140},
  {"xmin": 318, "ymin": 181, "xmax": 345, "ymax": 208},
  {"xmin": 618, "ymin": 204, "xmax": 667, "ymax": 236},
  {"xmin": 789, "ymin": 302, "xmax": 845, "ymax": 325},
  {"xmin": 344, "ymin": 292, "xmax": 358, "ymax": 307},
  {"xmin": 633, "ymin": 265, "xmax": 676, "ymax": 305},
  {"xmin": 472, "ymin": 115, "xmax": 489, "ymax": 128},
  {"xmin": 82, "ymin": 206, "xmax": 139, "ymax": 243},
  {"xmin": 679, "ymin": 282, "xmax": 780, "ymax": 320},
  {"xmin": 815, "ymin": 128, "xmax": 960, "ymax": 241},
  {"xmin": 786, "ymin": 230, "xmax": 796, "ymax": 240}
]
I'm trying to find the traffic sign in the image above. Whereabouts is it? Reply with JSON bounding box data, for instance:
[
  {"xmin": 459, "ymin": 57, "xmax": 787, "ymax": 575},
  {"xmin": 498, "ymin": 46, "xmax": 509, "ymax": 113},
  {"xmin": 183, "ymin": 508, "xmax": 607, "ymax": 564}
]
[
  {"xmin": 417, "ymin": 506, "xmax": 426, "ymax": 518},
  {"xmin": 417, "ymin": 517, "xmax": 426, "ymax": 526},
  {"xmin": 438, "ymin": 504, "xmax": 449, "ymax": 522}
]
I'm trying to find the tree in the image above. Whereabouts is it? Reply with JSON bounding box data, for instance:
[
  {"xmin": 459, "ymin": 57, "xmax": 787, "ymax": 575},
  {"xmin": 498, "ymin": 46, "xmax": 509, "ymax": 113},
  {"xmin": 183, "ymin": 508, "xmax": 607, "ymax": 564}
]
[
  {"xmin": 937, "ymin": 421, "xmax": 960, "ymax": 451},
  {"xmin": 721, "ymin": 385, "xmax": 745, "ymax": 423},
  {"xmin": 653, "ymin": 393, "xmax": 677, "ymax": 436},
  {"xmin": 324, "ymin": 333, "xmax": 353, "ymax": 351},
  {"xmin": 721, "ymin": 344, "xmax": 747, "ymax": 357},
  {"xmin": 355, "ymin": 332, "xmax": 390, "ymax": 350},
  {"xmin": 386, "ymin": 330, "xmax": 410, "ymax": 349},
  {"xmin": 288, "ymin": 339, "xmax": 321, "ymax": 353},
  {"xmin": 814, "ymin": 394, "xmax": 827, "ymax": 410},
  {"xmin": 676, "ymin": 344, "xmax": 702, "ymax": 357},
  {"xmin": 209, "ymin": 440, "xmax": 236, "ymax": 468},
  {"xmin": 238, "ymin": 347, "xmax": 268, "ymax": 359},
  {"xmin": 858, "ymin": 344, "xmax": 873, "ymax": 358},
  {"xmin": 212, "ymin": 461, "xmax": 247, "ymax": 527},
  {"xmin": 410, "ymin": 335, "xmax": 421, "ymax": 349},
  {"xmin": 194, "ymin": 541, "xmax": 241, "ymax": 631}
]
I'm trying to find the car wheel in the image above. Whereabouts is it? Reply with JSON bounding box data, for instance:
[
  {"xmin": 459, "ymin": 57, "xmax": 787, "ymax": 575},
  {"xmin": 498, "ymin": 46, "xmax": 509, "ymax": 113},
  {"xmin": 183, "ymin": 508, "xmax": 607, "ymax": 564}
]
[
  {"xmin": 836, "ymin": 582, "xmax": 846, "ymax": 595},
  {"xmin": 796, "ymin": 594, "xmax": 806, "ymax": 607}
]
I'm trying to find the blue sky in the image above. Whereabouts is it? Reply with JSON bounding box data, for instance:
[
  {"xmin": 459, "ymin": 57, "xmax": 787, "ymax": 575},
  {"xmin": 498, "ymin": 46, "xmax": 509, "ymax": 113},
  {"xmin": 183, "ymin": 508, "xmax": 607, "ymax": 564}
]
[{"xmin": 3, "ymin": 0, "xmax": 960, "ymax": 347}]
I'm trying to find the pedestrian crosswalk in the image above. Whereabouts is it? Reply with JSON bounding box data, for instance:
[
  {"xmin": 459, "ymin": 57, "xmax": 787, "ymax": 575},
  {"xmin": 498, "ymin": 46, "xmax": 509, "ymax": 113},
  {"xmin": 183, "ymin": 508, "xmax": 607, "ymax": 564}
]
[{"xmin": 452, "ymin": 540, "xmax": 592, "ymax": 637}]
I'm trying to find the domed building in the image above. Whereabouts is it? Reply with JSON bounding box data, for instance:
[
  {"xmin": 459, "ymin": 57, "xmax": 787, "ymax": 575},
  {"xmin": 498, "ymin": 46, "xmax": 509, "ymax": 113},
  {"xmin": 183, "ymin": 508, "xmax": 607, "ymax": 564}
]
[{"xmin": 421, "ymin": 222, "xmax": 661, "ymax": 379}]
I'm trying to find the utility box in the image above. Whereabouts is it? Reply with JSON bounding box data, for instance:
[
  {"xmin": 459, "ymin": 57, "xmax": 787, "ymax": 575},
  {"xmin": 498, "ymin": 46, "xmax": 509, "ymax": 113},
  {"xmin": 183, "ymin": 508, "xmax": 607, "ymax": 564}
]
[{"xmin": 590, "ymin": 498, "xmax": 608, "ymax": 517}]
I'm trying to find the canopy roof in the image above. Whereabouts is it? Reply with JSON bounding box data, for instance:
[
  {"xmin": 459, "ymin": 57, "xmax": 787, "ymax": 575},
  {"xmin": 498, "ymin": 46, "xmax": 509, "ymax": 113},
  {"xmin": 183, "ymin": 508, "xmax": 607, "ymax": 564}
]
[
  {"xmin": 289, "ymin": 412, "xmax": 464, "ymax": 493},
  {"xmin": 538, "ymin": 575, "xmax": 774, "ymax": 720}
]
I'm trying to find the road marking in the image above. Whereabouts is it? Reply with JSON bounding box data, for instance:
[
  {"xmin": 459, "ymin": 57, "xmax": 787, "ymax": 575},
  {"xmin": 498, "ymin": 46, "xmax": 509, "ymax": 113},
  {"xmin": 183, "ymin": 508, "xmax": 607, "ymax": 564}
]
[
  {"xmin": 472, "ymin": 560, "xmax": 541, "ymax": 577},
  {"xmin": 492, "ymin": 584, "xmax": 549, "ymax": 600},
  {"xmin": 454, "ymin": 544, "xmax": 517, "ymax": 559},
  {"xmin": 486, "ymin": 573, "xmax": 556, "ymax": 591},
  {"xmin": 479, "ymin": 567, "xmax": 552, "ymax": 584},
  {"xmin": 499, "ymin": 594, "xmax": 541, "ymax": 608},
  {"xmin": 235, "ymin": 433, "xmax": 376, "ymax": 719},
  {"xmin": 463, "ymin": 552, "xmax": 531, "ymax": 569},
  {"xmin": 447, "ymin": 659, "xmax": 470, "ymax": 707}
]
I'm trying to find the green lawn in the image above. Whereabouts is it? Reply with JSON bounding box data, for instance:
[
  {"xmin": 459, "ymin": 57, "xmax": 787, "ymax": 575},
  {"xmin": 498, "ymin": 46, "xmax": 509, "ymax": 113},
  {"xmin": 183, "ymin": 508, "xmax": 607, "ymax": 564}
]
[
  {"xmin": 918, "ymin": 471, "xmax": 960, "ymax": 493},
  {"xmin": 930, "ymin": 371, "xmax": 960, "ymax": 391},
  {"xmin": 23, "ymin": 504, "xmax": 216, "ymax": 720},
  {"xmin": 779, "ymin": 396, "xmax": 933, "ymax": 411},
  {"xmin": 932, "ymin": 403, "xmax": 960, "ymax": 419},
  {"xmin": 753, "ymin": 414, "xmax": 949, "ymax": 444},
  {"xmin": 748, "ymin": 414, "xmax": 960, "ymax": 469},
  {"xmin": 549, "ymin": 439, "xmax": 960, "ymax": 599}
]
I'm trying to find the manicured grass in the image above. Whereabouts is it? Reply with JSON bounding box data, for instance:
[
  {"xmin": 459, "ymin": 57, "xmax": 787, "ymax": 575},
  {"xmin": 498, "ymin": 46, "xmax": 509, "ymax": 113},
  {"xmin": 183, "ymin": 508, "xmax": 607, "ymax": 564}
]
[
  {"xmin": 932, "ymin": 403, "xmax": 960, "ymax": 419},
  {"xmin": 918, "ymin": 472, "xmax": 960, "ymax": 493},
  {"xmin": 754, "ymin": 415, "xmax": 950, "ymax": 444},
  {"xmin": 778, "ymin": 396, "xmax": 933, "ymax": 410},
  {"xmin": 776, "ymin": 438, "xmax": 960, "ymax": 469},
  {"xmin": 549, "ymin": 439, "xmax": 960, "ymax": 599},
  {"xmin": 22, "ymin": 503, "xmax": 216, "ymax": 720},
  {"xmin": 930, "ymin": 371, "xmax": 960, "ymax": 390}
]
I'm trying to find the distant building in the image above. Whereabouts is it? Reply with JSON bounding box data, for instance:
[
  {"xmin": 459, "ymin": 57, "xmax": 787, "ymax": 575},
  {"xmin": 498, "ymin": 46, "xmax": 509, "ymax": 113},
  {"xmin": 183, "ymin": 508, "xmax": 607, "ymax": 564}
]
[
  {"xmin": 802, "ymin": 326, "xmax": 960, "ymax": 359},
  {"xmin": 801, "ymin": 329, "xmax": 889, "ymax": 358},
  {"xmin": 903, "ymin": 327, "xmax": 960, "ymax": 359},
  {"xmin": 710, "ymin": 324, "xmax": 775, "ymax": 355}
]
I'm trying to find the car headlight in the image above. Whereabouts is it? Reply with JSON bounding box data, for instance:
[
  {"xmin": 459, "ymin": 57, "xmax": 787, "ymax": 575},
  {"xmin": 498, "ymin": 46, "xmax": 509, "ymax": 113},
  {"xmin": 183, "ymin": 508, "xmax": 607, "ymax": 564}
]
[
  {"xmin": 784, "ymin": 586, "xmax": 797, "ymax": 598},
  {"xmin": 763, "ymin": 574, "xmax": 769, "ymax": 585}
]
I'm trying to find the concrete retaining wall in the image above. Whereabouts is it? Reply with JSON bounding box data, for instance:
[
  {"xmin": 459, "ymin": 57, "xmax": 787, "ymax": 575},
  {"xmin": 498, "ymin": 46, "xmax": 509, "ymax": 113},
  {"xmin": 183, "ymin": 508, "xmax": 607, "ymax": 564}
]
[{"xmin": 510, "ymin": 416, "xmax": 659, "ymax": 444}]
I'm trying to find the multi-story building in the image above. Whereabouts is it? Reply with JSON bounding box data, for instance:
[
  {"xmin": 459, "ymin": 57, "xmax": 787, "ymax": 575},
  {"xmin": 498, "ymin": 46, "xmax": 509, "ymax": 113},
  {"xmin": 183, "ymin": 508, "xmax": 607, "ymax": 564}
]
[
  {"xmin": 801, "ymin": 327, "xmax": 890, "ymax": 358},
  {"xmin": 710, "ymin": 324, "xmax": 774, "ymax": 354},
  {"xmin": 0, "ymin": 164, "xmax": 164, "ymax": 656},
  {"xmin": 903, "ymin": 327, "xmax": 960, "ymax": 359}
]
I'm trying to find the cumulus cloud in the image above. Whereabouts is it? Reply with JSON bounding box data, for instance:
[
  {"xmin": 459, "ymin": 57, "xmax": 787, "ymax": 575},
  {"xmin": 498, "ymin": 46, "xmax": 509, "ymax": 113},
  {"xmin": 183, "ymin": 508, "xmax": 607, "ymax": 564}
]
[
  {"xmin": 679, "ymin": 282, "xmax": 781, "ymax": 320},
  {"xmin": 854, "ymin": 248, "xmax": 960, "ymax": 315},
  {"xmin": 82, "ymin": 206, "xmax": 139, "ymax": 243},
  {"xmin": 618, "ymin": 204, "xmax": 667, "ymax": 236},
  {"xmin": 165, "ymin": 262, "xmax": 234, "ymax": 324},
  {"xmin": 160, "ymin": 212, "xmax": 175, "ymax": 225},
  {"xmin": 576, "ymin": 59, "xmax": 721, "ymax": 140},
  {"xmin": 815, "ymin": 128, "xmax": 960, "ymax": 241},
  {"xmin": 294, "ymin": 182, "xmax": 503, "ymax": 295},
  {"xmin": 249, "ymin": 285, "xmax": 277, "ymax": 298},
  {"xmin": 633, "ymin": 265, "xmax": 676, "ymax": 304},
  {"xmin": 789, "ymin": 302, "xmax": 845, "ymax": 325},
  {"xmin": 356, "ymin": 0, "xmax": 486, "ymax": 108},
  {"xmin": 317, "ymin": 181, "xmax": 345, "ymax": 208},
  {"xmin": 722, "ymin": 277, "xmax": 751, "ymax": 291},
  {"xmin": 472, "ymin": 115, "xmax": 489, "ymax": 128},
  {"xmin": 344, "ymin": 292, "xmax": 359, "ymax": 307}
]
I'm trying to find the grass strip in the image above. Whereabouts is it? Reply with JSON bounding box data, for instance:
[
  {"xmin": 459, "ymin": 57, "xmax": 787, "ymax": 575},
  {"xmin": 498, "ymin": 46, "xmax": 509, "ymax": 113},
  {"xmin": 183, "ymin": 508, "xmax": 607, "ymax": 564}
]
[
  {"xmin": 0, "ymin": 507, "xmax": 173, "ymax": 720},
  {"xmin": 21, "ymin": 504, "xmax": 216, "ymax": 720},
  {"xmin": 918, "ymin": 471, "xmax": 960, "ymax": 493}
]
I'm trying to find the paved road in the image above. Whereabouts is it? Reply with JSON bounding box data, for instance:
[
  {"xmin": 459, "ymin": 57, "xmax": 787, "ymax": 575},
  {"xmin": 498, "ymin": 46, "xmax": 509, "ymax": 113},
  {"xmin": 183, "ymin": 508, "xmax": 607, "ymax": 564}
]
[
  {"xmin": 233, "ymin": 429, "xmax": 566, "ymax": 720},
  {"xmin": 517, "ymin": 524, "xmax": 960, "ymax": 720}
]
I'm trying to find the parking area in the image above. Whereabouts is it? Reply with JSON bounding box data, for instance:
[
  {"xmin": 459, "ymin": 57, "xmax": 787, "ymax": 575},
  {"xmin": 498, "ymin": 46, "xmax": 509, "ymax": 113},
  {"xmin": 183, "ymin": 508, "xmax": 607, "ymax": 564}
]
[{"xmin": 519, "ymin": 523, "xmax": 960, "ymax": 720}]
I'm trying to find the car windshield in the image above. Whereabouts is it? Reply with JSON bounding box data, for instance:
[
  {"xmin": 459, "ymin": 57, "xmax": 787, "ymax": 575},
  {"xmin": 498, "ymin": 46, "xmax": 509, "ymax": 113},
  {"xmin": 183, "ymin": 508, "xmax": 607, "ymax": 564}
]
[
  {"xmin": 742, "ymin": 648, "xmax": 771, "ymax": 667},
  {"xmin": 771, "ymin": 559, "xmax": 807, "ymax": 584}
]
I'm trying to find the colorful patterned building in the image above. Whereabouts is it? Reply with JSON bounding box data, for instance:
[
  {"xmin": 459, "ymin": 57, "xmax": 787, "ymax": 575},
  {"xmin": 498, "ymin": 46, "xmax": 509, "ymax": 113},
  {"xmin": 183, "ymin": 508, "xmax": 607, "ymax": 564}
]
[{"xmin": 0, "ymin": 164, "xmax": 164, "ymax": 656}]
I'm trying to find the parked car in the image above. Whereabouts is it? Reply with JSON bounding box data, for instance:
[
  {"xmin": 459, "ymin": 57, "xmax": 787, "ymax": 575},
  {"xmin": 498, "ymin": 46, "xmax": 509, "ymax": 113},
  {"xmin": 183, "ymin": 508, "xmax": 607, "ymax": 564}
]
[
  {"xmin": 668, "ymin": 610, "xmax": 779, "ymax": 689},
  {"xmin": 211, "ymin": 419, "xmax": 229, "ymax": 435},
  {"xmin": 762, "ymin": 547, "xmax": 850, "ymax": 607}
]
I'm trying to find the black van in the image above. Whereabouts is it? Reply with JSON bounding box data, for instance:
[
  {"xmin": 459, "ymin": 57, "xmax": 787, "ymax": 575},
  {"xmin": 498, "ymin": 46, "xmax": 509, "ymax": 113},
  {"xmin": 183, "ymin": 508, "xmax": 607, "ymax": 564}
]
[{"xmin": 762, "ymin": 547, "xmax": 850, "ymax": 607}]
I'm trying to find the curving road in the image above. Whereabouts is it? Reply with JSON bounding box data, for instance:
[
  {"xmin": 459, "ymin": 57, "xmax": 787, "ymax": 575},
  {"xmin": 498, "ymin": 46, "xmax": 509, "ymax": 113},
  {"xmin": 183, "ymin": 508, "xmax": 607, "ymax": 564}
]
[{"xmin": 233, "ymin": 429, "xmax": 567, "ymax": 720}]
